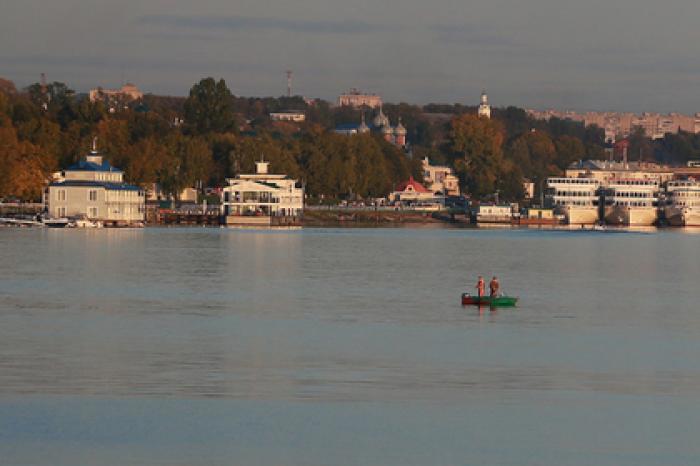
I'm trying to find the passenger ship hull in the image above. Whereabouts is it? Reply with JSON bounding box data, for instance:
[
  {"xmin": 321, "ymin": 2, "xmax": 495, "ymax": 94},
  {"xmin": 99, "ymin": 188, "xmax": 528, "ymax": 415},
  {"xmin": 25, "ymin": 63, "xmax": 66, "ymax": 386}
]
[
  {"xmin": 605, "ymin": 206, "xmax": 657, "ymax": 226},
  {"xmin": 664, "ymin": 207, "xmax": 700, "ymax": 227},
  {"xmin": 559, "ymin": 206, "xmax": 599, "ymax": 225}
]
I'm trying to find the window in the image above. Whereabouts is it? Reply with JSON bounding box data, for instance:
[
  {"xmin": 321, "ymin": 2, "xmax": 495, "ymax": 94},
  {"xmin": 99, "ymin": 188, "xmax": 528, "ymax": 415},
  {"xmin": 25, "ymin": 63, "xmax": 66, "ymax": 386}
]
[
  {"xmin": 57, "ymin": 189, "xmax": 66, "ymax": 201},
  {"xmin": 88, "ymin": 207, "xmax": 98, "ymax": 218},
  {"xmin": 88, "ymin": 190, "xmax": 98, "ymax": 201},
  {"xmin": 58, "ymin": 207, "xmax": 66, "ymax": 217}
]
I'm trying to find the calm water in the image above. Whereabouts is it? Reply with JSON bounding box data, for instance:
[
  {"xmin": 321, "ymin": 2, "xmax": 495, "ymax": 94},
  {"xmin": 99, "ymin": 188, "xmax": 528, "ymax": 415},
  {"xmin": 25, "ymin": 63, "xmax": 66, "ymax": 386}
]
[{"xmin": 1, "ymin": 226, "xmax": 699, "ymax": 465}]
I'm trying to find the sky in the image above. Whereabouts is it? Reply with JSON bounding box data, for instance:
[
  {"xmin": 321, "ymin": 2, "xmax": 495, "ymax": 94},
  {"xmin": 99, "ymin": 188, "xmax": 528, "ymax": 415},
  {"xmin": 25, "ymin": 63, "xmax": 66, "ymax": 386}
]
[{"xmin": 2, "ymin": 0, "xmax": 700, "ymax": 113}]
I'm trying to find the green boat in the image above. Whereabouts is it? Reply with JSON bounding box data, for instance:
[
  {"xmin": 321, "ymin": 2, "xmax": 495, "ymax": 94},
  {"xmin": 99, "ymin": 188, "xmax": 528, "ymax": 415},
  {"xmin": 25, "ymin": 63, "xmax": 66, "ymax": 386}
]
[{"xmin": 462, "ymin": 293, "xmax": 518, "ymax": 307}]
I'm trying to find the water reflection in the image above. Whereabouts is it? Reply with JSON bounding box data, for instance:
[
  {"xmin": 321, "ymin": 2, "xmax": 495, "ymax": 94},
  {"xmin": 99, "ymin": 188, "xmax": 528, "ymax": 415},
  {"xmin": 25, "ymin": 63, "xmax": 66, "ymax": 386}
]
[{"xmin": 1, "ymin": 227, "xmax": 700, "ymax": 403}]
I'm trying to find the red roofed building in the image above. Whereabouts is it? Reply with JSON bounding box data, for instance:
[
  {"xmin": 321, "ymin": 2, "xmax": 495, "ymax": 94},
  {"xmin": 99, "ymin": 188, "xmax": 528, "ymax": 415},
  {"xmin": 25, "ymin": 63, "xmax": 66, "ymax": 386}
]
[
  {"xmin": 395, "ymin": 176, "xmax": 430, "ymax": 193},
  {"xmin": 390, "ymin": 176, "xmax": 439, "ymax": 204}
]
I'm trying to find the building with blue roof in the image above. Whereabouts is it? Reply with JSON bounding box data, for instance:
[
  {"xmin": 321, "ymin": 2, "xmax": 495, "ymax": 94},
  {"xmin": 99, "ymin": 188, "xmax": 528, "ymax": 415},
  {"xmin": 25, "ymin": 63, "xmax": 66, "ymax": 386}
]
[{"xmin": 46, "ymin": 139, "xmax": 145, "ymax": 225}]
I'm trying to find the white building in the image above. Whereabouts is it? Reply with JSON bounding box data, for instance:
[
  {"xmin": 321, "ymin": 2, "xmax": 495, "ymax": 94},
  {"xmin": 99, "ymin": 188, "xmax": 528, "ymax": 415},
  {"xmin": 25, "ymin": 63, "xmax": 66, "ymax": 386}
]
[
  {"xmin": 88, "ymin": 83, "xmax": 143, "ymax": 112},
  {"xmin": 478, "ymin": 91, "xmax": 491, "ymax": 119},
  {"xmin": 523, "ymin": 180, "xmax": 536, "ymax": 199},
  {"xmin": 270, "ymin": 111, "xmax": 306, "ymax": 122},
  {"xmin": 422, "ymin": 157, "xmax": 460, "ymax": 195},
  {"xmin": 220, "ymin": 161, "xmax": 304, "ymax": 225},
  {"xmin": 337, "ymin": 89, "xmax": 382, "ymax": 108},
  {"xmin": 475, "ymin": 205, "xmax": 513, "ymax": 223},
  {"xmin": 145, "ymin": 184, "xmax": 198, "ymax": 203},
  {"xmin": 47, "ymin": 142, "xmax": 145, "ymax": 225}
]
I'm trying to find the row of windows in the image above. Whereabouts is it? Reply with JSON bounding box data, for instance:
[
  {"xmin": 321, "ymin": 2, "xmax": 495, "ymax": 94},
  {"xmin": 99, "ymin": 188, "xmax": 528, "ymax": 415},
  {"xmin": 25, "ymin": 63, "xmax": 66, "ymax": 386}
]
[
  {"xmin": 55, "ymin": 189, "xmax": 98, "ymax": 201},
  {"xmin": 55, "ymin": 189, "xmax": 143, "ymax": 201},
  {"xmin": 607, "ymin": 180, "xmax": 658, "ymax": 187},
  {"xmin": 604, "ymin": 191, "xmax": 654, "ymax": 198},
  {"xmin": 56, "ymin": 206, "xmax": 145, "ymax": 218},
  {"xmin": 107, "ymin": 190, "xmax": 142, "ymax": 198},
  {"xmin": 552, "ymin": 191, "xmax": 597, "ymax": 197},
  {"xmin": 58, "ymin": 207, "xmax": 99, "ymax": 217},
  {"xmin": 94, "ymin": 173, "xmax": 120, "ymax": 182},
  {"xmin": 673, "ymin": 201, "xmax": 700, "ymax": 207},
  {"xmin": 109, "ymin": 206, "xmax": 145, "ymax": 214},
  {"xmin": 671, "ymin": 192, "xmax": 700, "ymax": 198},
  {"xmin": 614, "ymin": 201, "xmax": 653, "ymax": 207},
  {"xmin": 553, "ymin": 200, "xmax": 595, "ymax": 206},
  {"xmin": 548, "ymin": 179, "xmax": 599, "ymax": 185},
  {"xmin": 224, "ymin": 192, "xmax": 281, "ymax": 203}
]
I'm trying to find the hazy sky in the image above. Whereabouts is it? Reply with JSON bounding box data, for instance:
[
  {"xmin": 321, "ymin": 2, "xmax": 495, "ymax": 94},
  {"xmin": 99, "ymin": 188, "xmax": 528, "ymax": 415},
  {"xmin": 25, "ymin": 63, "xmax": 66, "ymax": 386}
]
[{"xmin": 2, "ymin": 0, "xmax": 700, "ymax": 113}]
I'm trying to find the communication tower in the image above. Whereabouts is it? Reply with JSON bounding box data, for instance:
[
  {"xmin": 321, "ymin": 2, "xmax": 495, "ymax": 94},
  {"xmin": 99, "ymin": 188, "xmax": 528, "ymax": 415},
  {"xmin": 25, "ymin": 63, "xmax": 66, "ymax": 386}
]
[{"xmin": 286, "ymin": 70, "xmax": 293, "ymax": 97}]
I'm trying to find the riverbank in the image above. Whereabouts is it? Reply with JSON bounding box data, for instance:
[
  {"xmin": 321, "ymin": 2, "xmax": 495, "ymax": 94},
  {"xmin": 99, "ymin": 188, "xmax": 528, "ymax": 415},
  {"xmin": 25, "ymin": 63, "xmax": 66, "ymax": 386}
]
[{"xmin": 302, "ymin": 208, "xmax": 444, "ymax": 226}]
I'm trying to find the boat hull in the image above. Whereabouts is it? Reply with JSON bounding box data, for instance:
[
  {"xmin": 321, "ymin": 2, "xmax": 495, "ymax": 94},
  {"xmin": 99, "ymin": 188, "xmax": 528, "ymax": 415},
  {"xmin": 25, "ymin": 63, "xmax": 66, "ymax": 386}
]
[
  {"xmin": 605, "ymin": 206, "xmax": 657, "ymax": 226},
  {"xmin": 558, "ymin": 206, "xmax": 598, "ymax": 225},
  {"xmin": 462, "ymin": 294, "xmax": 518, "ymax": 307},
  {"xmin": 664, "ymin": 207, "xmax": 700, "ymax": 227}
]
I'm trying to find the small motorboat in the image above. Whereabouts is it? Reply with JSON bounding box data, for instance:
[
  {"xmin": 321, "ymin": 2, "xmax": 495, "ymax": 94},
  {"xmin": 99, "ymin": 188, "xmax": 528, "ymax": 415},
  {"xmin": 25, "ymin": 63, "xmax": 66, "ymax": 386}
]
[
  {"xmin": 42, "ymin": 217, "xmax": 74, "ymax": 228},
  {"xmin": 461, "ymin": 293, "xmax": 518, "ymax": 307},
  {"xmin": 73, "ymin": 216, "xmax": 103, "ymax": 228}
]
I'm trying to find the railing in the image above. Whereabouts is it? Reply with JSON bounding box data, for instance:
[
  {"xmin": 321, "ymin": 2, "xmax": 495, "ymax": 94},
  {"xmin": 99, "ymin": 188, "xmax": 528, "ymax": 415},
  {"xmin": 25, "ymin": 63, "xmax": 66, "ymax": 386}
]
[{"xmin": 305, "ymin": 204, "xmax": 443, "ymax": 212}]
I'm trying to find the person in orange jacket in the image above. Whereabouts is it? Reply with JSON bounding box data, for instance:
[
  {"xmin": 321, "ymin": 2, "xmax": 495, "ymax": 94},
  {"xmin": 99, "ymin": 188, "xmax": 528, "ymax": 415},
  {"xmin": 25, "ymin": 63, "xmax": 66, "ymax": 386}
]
[
  {"xmin": 489, "ymin": 276, "xmax": 500, "ymax": 297},
  {"xmin": 476, "ymin": 276, "xmax": 485, "ymax": 298}
]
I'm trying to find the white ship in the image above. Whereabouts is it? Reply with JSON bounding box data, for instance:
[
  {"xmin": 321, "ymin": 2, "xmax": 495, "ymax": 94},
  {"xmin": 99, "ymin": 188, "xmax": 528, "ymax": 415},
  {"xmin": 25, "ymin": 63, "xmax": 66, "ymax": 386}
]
[
  {"xmin": 601, "ymin": 179, "xmax": 659, "ymax": 226},
  {"xmin": 664, "ymin": 179, "xmax": 700, "ymax": 226},
  {"xmin": 545, "ymin": 177, "xmax": 600, "ymax": 224}
]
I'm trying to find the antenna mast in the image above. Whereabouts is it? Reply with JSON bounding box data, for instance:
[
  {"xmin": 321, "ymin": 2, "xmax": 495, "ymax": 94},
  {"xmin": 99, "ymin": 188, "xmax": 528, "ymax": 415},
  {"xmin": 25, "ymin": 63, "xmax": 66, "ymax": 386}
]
[
  {"xmin": 286, "ymin": 70, "xmax": 293, "ymax": 97},
  {"xmin": 40, "ymin": 73, "xmax": 49, "ymax": 110}
]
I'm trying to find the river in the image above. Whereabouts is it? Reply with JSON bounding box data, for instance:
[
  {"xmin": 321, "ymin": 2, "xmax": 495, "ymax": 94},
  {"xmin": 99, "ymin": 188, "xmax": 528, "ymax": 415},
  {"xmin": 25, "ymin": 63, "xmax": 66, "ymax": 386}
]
[{"xmin": 1, "ymin": 226, "xmax": 699, "ymax": 465}]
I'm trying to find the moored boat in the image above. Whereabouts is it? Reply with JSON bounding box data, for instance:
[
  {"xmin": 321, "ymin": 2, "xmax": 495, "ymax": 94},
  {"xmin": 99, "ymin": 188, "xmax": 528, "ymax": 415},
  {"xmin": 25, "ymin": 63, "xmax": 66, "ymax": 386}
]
[
  {"xmin": 601, "ymin": 179, "xmax": 659, "ymax": 226},
  {"xmin": 664, "ymin": 180, "xmax": 700, "ymax": 226},
  {"xmin": 42, "ymin": 217, "xmax": 73, "ymax": 228},
  {"xmin": 461, "ymin": 293, "xmax": 518, "ymax": 307},
  {"xmin": 545, "ymin": 177, "xmax": 601, "ymax": 225}
]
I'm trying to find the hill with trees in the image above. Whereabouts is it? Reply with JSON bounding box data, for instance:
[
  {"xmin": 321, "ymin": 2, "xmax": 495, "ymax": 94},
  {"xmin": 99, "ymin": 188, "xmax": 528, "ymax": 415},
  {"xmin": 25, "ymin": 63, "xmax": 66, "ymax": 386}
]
[{"xmin": 5, "ymin": 75, "xmax": 673, "ymax": 205}]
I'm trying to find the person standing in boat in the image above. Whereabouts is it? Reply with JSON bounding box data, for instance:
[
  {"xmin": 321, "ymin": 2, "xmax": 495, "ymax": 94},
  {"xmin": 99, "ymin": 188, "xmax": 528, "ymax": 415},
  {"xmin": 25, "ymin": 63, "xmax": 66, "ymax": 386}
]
[
  {"xmin": 489, "ymin": 276, "xmax": 500, "ymax": 297},
  {"xmin": 476, "ymin": 276, "xmax": 485, "ymax": 298}
]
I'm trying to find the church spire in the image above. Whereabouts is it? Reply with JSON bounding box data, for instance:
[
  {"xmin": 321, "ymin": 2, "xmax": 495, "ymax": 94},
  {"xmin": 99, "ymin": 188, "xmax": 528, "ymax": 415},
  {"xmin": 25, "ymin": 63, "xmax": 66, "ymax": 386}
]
[{"xmin": 478, "ymin": 90, "xmax": 491, "ymax": 119}]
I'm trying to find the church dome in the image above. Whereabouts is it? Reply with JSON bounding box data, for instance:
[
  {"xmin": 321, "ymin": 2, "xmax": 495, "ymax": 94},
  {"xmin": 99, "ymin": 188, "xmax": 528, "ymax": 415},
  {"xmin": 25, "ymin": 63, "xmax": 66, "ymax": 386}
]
[
  {"xmin": 394, "ymin": 117, "xmax": 407, "ymax": 135},
  {"xmin": 373, "ymin": 107, "xmax": 389, "ymax": 128},
  {"xmin": 358, "ymin": 113, "xmax": 370, "ymax": 133}
]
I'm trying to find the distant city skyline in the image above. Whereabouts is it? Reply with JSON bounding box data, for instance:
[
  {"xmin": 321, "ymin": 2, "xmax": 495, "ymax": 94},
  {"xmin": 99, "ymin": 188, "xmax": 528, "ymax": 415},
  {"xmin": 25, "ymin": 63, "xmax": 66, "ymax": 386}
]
[{"xmin": 3, "ymin": 0, "xmax": 700, "ymax": 113}]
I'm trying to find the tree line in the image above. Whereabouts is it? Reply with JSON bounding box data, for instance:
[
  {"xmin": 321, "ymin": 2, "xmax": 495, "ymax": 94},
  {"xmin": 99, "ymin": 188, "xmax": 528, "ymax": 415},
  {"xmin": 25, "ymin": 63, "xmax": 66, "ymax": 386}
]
[{"xmin": 4, "ymin": 75, "xmax": 688, "ymax": 205}]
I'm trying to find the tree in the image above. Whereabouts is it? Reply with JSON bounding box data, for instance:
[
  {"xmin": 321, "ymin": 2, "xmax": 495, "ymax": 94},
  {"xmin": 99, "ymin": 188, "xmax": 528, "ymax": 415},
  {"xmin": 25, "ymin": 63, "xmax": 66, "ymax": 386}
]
[
  {"xmin": 449, "ymin": 114, "xmax": 506, "ymax": 197},
  {"xmin": 498, "ymin": 161, "xmax": 526, "ymax": 202},
  {"xmin": 175, "ymin": 135, "xmax": 213, "ymax": 190},
  {"xmin": 0, "ymin": 77, "xmax": 16, "ymax": 96},
  {"xmin": 506, "ymin": 130, "xmax": 558, "ymax": 182},
  {"xmin": 183, "ymin": 78, "xmax": 235, "ymax": 135},
  {"xmin": 554, "ymin": 135, "xmax": 586, "ymax": 170},
  {"xmin": 0, "ymin": 126, "xmax": 50, "ymax": 200},
  {"xmin": 627, "ymin": 127, "xmax": 654, "ymax": 162},
  {"xmin": 655, "ymin": 132, "xmax": 700, "ymax": 165}
]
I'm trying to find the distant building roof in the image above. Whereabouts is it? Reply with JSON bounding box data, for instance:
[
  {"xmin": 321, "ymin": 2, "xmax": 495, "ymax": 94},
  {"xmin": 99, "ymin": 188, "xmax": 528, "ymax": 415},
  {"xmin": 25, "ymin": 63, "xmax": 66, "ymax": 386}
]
[
  {"xmin": 66, "ymin": 157, "xmax": 122, "ymax": 173},
  {"xmin": 336, "ymin": 123, "xmax": 362, "ymax": 131},
  {"xmin": 50, "ymin": 180, "xmax": 141, "ymax": 191},
  {"xmin": 395, "ymin": 176, "xmax": 430, "ymax": 193},
  {"xmin": 568, "ymin": 159, "xmax": 666, "ymax": 171}
]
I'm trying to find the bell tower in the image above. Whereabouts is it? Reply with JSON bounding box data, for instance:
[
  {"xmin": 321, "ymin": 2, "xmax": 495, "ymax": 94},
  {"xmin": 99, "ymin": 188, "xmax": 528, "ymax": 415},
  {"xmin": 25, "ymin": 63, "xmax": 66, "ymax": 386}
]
[{"xmin": 478, "ymin": 91, "xmax": 491, "ymax": 119}]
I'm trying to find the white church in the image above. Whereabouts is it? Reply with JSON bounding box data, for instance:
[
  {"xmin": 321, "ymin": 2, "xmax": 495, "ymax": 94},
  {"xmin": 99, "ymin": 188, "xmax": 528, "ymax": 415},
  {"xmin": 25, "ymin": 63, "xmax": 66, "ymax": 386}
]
[{"xmin": 478, "ymin": 91, "xmax": 491, "ymax": 119}]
